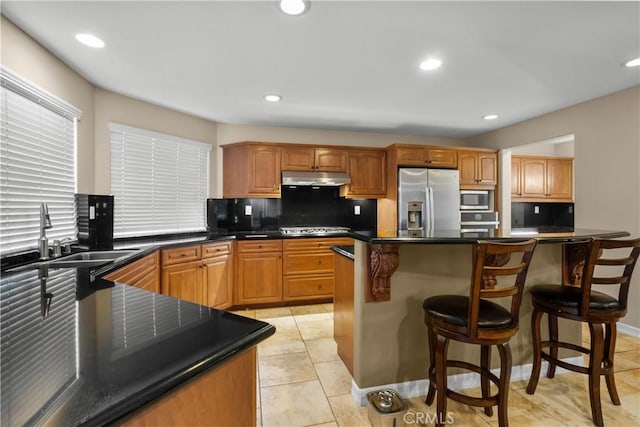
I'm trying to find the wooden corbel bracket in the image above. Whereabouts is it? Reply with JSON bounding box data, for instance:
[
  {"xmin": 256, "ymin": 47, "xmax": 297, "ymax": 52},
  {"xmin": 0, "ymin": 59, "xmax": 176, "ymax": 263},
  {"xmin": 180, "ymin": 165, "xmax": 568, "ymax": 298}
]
[{"xmin": 366, "ymin": 243, "xmax": 400, "ymax": 302}]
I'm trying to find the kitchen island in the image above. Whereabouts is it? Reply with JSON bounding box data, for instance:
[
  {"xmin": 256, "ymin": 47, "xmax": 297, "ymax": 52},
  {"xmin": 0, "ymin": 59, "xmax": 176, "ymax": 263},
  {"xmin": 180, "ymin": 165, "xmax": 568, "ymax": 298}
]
[
  {"xmin": 0, "ymin": 263, "xmax": 275, "ymax": 426},
  {"xmin": 338, "ymin": 228, "xmax": 629, "ymax": 404}
]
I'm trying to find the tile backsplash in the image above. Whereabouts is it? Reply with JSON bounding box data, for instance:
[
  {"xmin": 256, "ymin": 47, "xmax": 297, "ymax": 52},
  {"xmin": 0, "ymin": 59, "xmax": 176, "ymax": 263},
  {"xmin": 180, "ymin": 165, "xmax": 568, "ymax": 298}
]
[{"xmin": 207, "ymin": 186, "xmax": 377, "ymax": 232}]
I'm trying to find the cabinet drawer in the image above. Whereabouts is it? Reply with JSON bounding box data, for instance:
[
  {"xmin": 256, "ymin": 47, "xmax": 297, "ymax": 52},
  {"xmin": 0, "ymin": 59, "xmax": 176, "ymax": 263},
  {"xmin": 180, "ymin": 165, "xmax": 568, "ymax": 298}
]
[
  {"xmin": 283, "ymin": 237, "xmax": 352, "ymax": 252},
  {"xmin": 283, "ymin": 252, "xmax": 334, "ymax": 275},
  {"xmin": 237, "ymin": 240, "xmax": 282, "ymax": 253},
  {"xmin": 284, "ymin": 275, "xmax": 334, "ymax": 300},
  {"xmin": 161, "ymin": 245, "xmax": 201, "ymax": 265},
  {"xmin": 202, "ymin": 241, "xmax": 232, "ymax": 259}
]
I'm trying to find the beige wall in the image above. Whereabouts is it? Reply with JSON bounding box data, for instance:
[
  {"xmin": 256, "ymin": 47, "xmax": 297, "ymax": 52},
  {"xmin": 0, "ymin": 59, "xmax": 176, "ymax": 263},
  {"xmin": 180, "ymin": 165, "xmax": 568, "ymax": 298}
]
[
  {"xmin": 470, "ymin": 85, "xmax": 640, "ymax": 329},
  {"xmin": 93, "ymin": 89, "xmax": 217, "ymax": 195},
  {"xmin": 1, "ymin": 16, "xmax": 95, "ymax": 192}
]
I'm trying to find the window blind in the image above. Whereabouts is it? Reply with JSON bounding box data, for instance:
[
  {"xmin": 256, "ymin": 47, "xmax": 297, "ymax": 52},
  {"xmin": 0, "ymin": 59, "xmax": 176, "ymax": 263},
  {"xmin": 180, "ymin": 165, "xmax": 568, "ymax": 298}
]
[
  {"xmin": 0, "ymin": 68, "xmax": 80, "ymax": 255},
  {"xmin": 109, "ymin": 123, "xmax": 211, "ymax": 238}
]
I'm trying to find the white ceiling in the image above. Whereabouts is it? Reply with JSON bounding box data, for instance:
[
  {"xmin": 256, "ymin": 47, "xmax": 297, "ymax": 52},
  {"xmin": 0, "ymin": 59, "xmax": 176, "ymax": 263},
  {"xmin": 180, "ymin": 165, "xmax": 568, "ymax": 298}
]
[{"xmin": 3, "ymin": 1, "xmax": 639, "ymax": 138}]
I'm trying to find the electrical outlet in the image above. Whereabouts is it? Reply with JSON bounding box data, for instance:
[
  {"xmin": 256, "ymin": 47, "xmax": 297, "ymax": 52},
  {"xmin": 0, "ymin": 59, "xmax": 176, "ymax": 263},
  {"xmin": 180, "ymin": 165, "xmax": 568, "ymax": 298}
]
[
  {"xmin": 354, "ymin": 205, "xmax": 361, "ymax": 215},
  {"xmin": 245, "ymin": 205, "xmax": 252, "ymax": 215},
  {"xmin": 534, "ymin": 206, "xmax": 539, "ymax": 214}
]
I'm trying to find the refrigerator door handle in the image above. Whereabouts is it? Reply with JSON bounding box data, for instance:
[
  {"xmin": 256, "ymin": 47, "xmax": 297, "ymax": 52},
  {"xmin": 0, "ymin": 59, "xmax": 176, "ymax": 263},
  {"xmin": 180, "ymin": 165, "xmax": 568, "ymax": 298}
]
[{"xmin": 427, "ymin": 187, "xmax": 435, "ymax": 232}]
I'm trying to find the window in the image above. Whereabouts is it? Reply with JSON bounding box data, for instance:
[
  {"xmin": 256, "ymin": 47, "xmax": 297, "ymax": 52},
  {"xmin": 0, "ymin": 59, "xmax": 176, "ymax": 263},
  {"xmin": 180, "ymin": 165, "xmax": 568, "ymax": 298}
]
[
  {"xmin": 0, "ymin": 68, "xmax": 80, "ymax": 255},
  {"xmin": 109, "ymin": 123, "xmax": 211, "ymax": 238}
]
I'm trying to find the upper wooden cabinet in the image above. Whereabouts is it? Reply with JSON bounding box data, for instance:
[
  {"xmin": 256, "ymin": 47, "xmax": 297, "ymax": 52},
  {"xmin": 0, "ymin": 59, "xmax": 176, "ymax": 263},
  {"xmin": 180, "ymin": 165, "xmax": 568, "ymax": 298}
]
[
  {"xmin": 223, "ymin": 143, "xmax": 281, "ymax": 198},
  {"xmin": 458, "ymin": 150, "xmax": 498, "ymax": 189},
  {"xmin": 395, "ymin": 145, "xmax": 458, "ymax": 168},
  {"xmin": 342, "ymin": 150, "xmax": 387, "ymax": 198},
  {"xmin": 512, "ymin": 155, "xmax": 573, "ymax": 201},
  {"xmin": 282, "ymin": 147, "xmax": 347, "ymax": 172}
]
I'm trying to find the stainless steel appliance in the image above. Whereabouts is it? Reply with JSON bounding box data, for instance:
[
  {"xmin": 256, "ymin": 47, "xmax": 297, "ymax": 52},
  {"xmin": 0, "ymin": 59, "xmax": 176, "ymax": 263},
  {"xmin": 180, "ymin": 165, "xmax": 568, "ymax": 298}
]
[
  {"xmin": 460, "ymin": 190, "xmax": 492, "ymax": 211},
  {"xmin": 279, "ymin": 226, "xmax": 349, "ymax": 236},
  {"xmin": 460, "ymin": 211, "xmax": 500, "ymax": 234},
  {"xmin": 398, "ymin": 168, "xmax": 460, "ymax": 233}
]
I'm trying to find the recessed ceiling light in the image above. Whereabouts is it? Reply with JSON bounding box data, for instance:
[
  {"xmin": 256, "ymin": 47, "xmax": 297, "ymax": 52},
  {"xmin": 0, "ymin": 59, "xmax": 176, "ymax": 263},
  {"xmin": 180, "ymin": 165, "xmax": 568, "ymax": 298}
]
[
  {"xmin": 419, "ymin": 58, "xmax": 442, "ymax": 71},
  {"xmin": 264, "ymin": 94, "xmax": 282, "ymax": 102},
  {"xmin": 625, "ymin": 57, "xmax": 640, "ymax": 67},
  {"xmin": 482, "ymin": 114, "xmax": 499, "ymax": 120},
  {"xmin": 75, "ymin": 33, "xmax": 105, "ymax": 48},
  {"xmin": 279, "ymin": 0, "xmax": 309, "ymax": 16}
]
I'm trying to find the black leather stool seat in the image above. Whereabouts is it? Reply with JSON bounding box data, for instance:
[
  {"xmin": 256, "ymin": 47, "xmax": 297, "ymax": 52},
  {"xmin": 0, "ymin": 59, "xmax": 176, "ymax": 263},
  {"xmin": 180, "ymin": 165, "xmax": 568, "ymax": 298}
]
[
  {"xmin": 423, "ymin": 295, "xmax": 513, "ymax": 329},
  {"xmin": 530, "ymin": 284, "xmax": 620, "ymax": 311}
]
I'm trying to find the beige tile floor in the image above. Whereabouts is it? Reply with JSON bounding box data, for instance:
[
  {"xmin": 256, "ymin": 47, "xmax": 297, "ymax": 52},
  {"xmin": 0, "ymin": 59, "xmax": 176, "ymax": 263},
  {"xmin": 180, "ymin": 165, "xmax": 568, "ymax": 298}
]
[{"xmin": 232, "ymin": 305, "xmax": 640, "ymax": 427}]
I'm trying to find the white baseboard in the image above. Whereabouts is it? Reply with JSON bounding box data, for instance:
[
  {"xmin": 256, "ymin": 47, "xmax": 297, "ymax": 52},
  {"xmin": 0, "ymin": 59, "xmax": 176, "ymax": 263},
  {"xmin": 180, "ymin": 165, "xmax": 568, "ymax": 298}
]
[
  {"xmin": 351, "ymin": 357, "xmax": 583, "ymax": 406},
  {"xmin": 617, "ymin": 322, "xmax": 640, "ymax": 338}
]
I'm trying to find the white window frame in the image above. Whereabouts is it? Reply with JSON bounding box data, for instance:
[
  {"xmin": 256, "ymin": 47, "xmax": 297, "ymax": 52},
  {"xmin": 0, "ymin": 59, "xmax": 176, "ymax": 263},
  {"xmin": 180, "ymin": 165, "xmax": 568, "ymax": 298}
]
[
  {"xmin": 109, "ymin": 123, "xmax": 211, "ymax": 238},
  {"xmin": 0, "ymin": 67, "xmax": 81, "ymax": 255}
]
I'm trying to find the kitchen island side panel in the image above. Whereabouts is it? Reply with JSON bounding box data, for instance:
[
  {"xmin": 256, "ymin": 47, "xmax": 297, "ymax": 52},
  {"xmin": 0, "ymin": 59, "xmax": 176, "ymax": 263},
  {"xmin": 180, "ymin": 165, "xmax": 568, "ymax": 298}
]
[{"xmin": 352, "ymin": 240, "xmax": 579, "ymax": 389}]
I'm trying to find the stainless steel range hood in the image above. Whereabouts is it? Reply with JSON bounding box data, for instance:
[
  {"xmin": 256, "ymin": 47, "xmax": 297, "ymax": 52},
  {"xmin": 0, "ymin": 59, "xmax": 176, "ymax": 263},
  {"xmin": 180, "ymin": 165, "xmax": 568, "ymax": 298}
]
[{"xmin": 281, "ymin": 171, "xmax": 351, "ymax": 186}]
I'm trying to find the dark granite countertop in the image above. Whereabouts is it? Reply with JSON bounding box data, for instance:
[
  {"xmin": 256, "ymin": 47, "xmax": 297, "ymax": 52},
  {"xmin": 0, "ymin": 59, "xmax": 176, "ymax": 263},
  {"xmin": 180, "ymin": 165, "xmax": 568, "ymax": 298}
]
[
  {"xmin": 0, "ymin": 265, "xmax": 275, "ymax": 426},
  {"xmin": 348, "ymin": 228, "xmax": 630, "ymax": 244}
]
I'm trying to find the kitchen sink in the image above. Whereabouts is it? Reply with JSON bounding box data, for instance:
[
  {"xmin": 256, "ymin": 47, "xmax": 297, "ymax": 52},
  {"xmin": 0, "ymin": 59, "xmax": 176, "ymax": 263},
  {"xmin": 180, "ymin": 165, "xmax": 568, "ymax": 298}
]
[
  {"xmin": 5, "ymin": 250, "xmax": 139, "ymax": 272},
  {"xmin": 54, "ymin": 250, "xmax": 138, "ymax": 262}
]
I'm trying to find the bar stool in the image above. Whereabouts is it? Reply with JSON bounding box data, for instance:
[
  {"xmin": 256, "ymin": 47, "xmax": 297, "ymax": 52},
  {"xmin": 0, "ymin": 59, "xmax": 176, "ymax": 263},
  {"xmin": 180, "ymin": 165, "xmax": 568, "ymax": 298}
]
[
  {"xmin": 423, "ymin": 239, "xmax": 537, "ymax": 427},
  {"xmin": 526, "ymin": 237, "xmax": 640, "ymax": 427}
]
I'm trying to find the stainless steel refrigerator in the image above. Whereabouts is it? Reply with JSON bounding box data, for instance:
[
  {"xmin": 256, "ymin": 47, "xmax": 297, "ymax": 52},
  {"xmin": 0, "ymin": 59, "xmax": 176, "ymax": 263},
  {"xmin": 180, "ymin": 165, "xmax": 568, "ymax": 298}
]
[{"xmin": 398, "ymin": 168, "xmax": 460, "ymax": 232}]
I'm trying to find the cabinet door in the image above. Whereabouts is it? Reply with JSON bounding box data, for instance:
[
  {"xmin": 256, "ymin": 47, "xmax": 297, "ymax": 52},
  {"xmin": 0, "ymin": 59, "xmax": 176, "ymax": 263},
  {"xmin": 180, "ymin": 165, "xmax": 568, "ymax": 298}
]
[
  {"xmin": 520, "ymin": 158, "xmax": 547, "ymax": 198},
  {"xmin": 477, "ymin": 153, "xmax": 497, "ymax": 185},
  {"xmin": 511, "ymin": 157, "xmax": 522, "ymax": 198},
  {"xmin": 103, "ymin": 252, "xmax": 159, "ymax": 293},
  {"xmin": 161, "ymin": 260, "xmax": 203, "ymax": 305},
  {"xmin": 236, "ymin": 252, "xmax": 282, "ymax": 305},
  {"xmin": 425, "ymin": 148, "xmax": 457, "ymax": 168},
  {"xmin": 315, "ymin": 148, "xmax": 347, "ymax": 172},
  {"xmin": 546, "ymin": 158, "xmax": 573, "ymax": 200},
  {"xmin": 282, "ymin": 147, "xmax": 315, "ymax": 171},
  {"xmin": 250, "ymin": 146, "xmax": 281, "ymax": 194},
  {"xmin": 203, "ymin": 253, "xmax": 233, "ymax": 309},
  {"xmin": 458, "ymin": 152, "xmax": 478, "ymax": 186},
  {"xmin": 395, "ymin": 146, "xmax": 426, "ymax": 166},
  {"xmin": 345, "ymin": 151, "xmax": 386, "ymax": 197}
]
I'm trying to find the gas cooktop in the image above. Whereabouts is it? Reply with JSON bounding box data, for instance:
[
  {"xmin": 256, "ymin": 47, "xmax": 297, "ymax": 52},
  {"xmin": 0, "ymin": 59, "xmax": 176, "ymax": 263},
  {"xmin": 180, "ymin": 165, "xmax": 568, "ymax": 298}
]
[{"xmin": 279, "ymin": 226, "xmax": 350, "ymax": 236}]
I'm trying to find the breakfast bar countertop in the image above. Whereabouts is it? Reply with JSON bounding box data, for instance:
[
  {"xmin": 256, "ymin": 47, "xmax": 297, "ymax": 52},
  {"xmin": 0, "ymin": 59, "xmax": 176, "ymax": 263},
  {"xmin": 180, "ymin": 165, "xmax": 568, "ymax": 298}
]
[{"xmin": 0, "ymin": 266, "xmax": 275, "ymax": 426}]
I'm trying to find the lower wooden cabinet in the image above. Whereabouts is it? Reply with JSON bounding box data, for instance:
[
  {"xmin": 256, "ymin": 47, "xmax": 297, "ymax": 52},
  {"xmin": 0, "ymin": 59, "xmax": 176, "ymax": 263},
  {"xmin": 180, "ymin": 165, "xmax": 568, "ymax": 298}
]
[
  {"xmin": 333, "ymin": 251, "xmax": 354, "ymax": 375},
  {"xmin": 282, "ymin": 237, "xmax": 353, "ymax": 303},
  {"xmin": 120, "ymin": 347, "xmax": 257, "ymax": 427},
  {"xmin": 235, "ymin": 240, "xmax": 283, "ymax": 305},
  {"xmin": 103, "ymin": 252, "xmax": 160, "ymax": 293},
  {"xmin": 160, "ymin": 241, "xmax": 233, "ymax": 308},
  {"xmin": 161, "ymin": 260, "xmax": 203, "ymax": 305}
]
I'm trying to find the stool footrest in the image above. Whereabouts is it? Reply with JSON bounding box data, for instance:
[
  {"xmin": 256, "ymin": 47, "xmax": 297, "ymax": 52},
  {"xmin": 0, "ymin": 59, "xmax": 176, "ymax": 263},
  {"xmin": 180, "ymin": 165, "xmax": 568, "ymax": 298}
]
[{"xmin": 443, "ymin": 359, "xmax": 501, "ymax": 407}]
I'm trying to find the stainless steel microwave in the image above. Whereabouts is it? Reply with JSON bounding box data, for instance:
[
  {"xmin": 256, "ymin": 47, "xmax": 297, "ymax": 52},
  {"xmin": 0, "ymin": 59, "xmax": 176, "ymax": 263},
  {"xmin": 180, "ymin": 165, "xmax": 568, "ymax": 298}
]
[{"xmin": 460, "ymin": 190, "xmax": 492, "ymax": 211}]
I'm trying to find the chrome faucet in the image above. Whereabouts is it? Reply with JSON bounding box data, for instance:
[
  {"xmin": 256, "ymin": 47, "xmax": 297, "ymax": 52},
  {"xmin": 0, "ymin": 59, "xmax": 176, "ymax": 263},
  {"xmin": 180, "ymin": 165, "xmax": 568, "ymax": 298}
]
[{"xmin": 38, "ymin": 203, "xmax": 53, "ymax": 260}]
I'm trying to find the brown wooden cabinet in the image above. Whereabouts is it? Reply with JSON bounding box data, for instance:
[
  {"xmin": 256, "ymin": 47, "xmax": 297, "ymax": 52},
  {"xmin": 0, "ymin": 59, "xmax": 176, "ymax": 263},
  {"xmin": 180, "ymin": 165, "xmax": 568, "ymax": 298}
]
[
  {"xmin": 458, "ymin": 150, "xmax": 498, "ymax": 188},
  {"xmin": 342, "ymin": 150, "xmax": 386, "ymax": 198},
  {"xmin": 282, "ymin": 237, "xmax": 352, "ymax": 302},
  {"xmin": 333, "ymin": 251, "xmax": 354, "ymax": 375},
  {"xmin": 282, "ymin": 146, "xmax": 347, "ymax": 172},
  {"xmin": 103, "ymin": 252, "xmax": 160, "ymax": 293},
  {"xmin": 160, "ymin": 242, "xmax": 234, "ymax": 308},
  {"xmin": 121, "ymin": 347, "xmax": 257, "ymax": 427},
  {"xmin": 222, "ymin": 143, "xmax": 281, "ymax": 198},
  {"xmin": 235, "ymin": 240, "xmax": 283, "ymax": 305},
  {"xmin": 395, "ymin": 145, "xmax": 457, "ymax": 168},
  {"xmin": 512, "ymin": 155, "xmax": 573, "ymax": 201},
  {"xmin": 161, "ymin": 259, "xmax": 203, "ymax": 306},
  {"xmin": 202, "ymin": 241, "xmax": 233, "ymax": 310}
]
